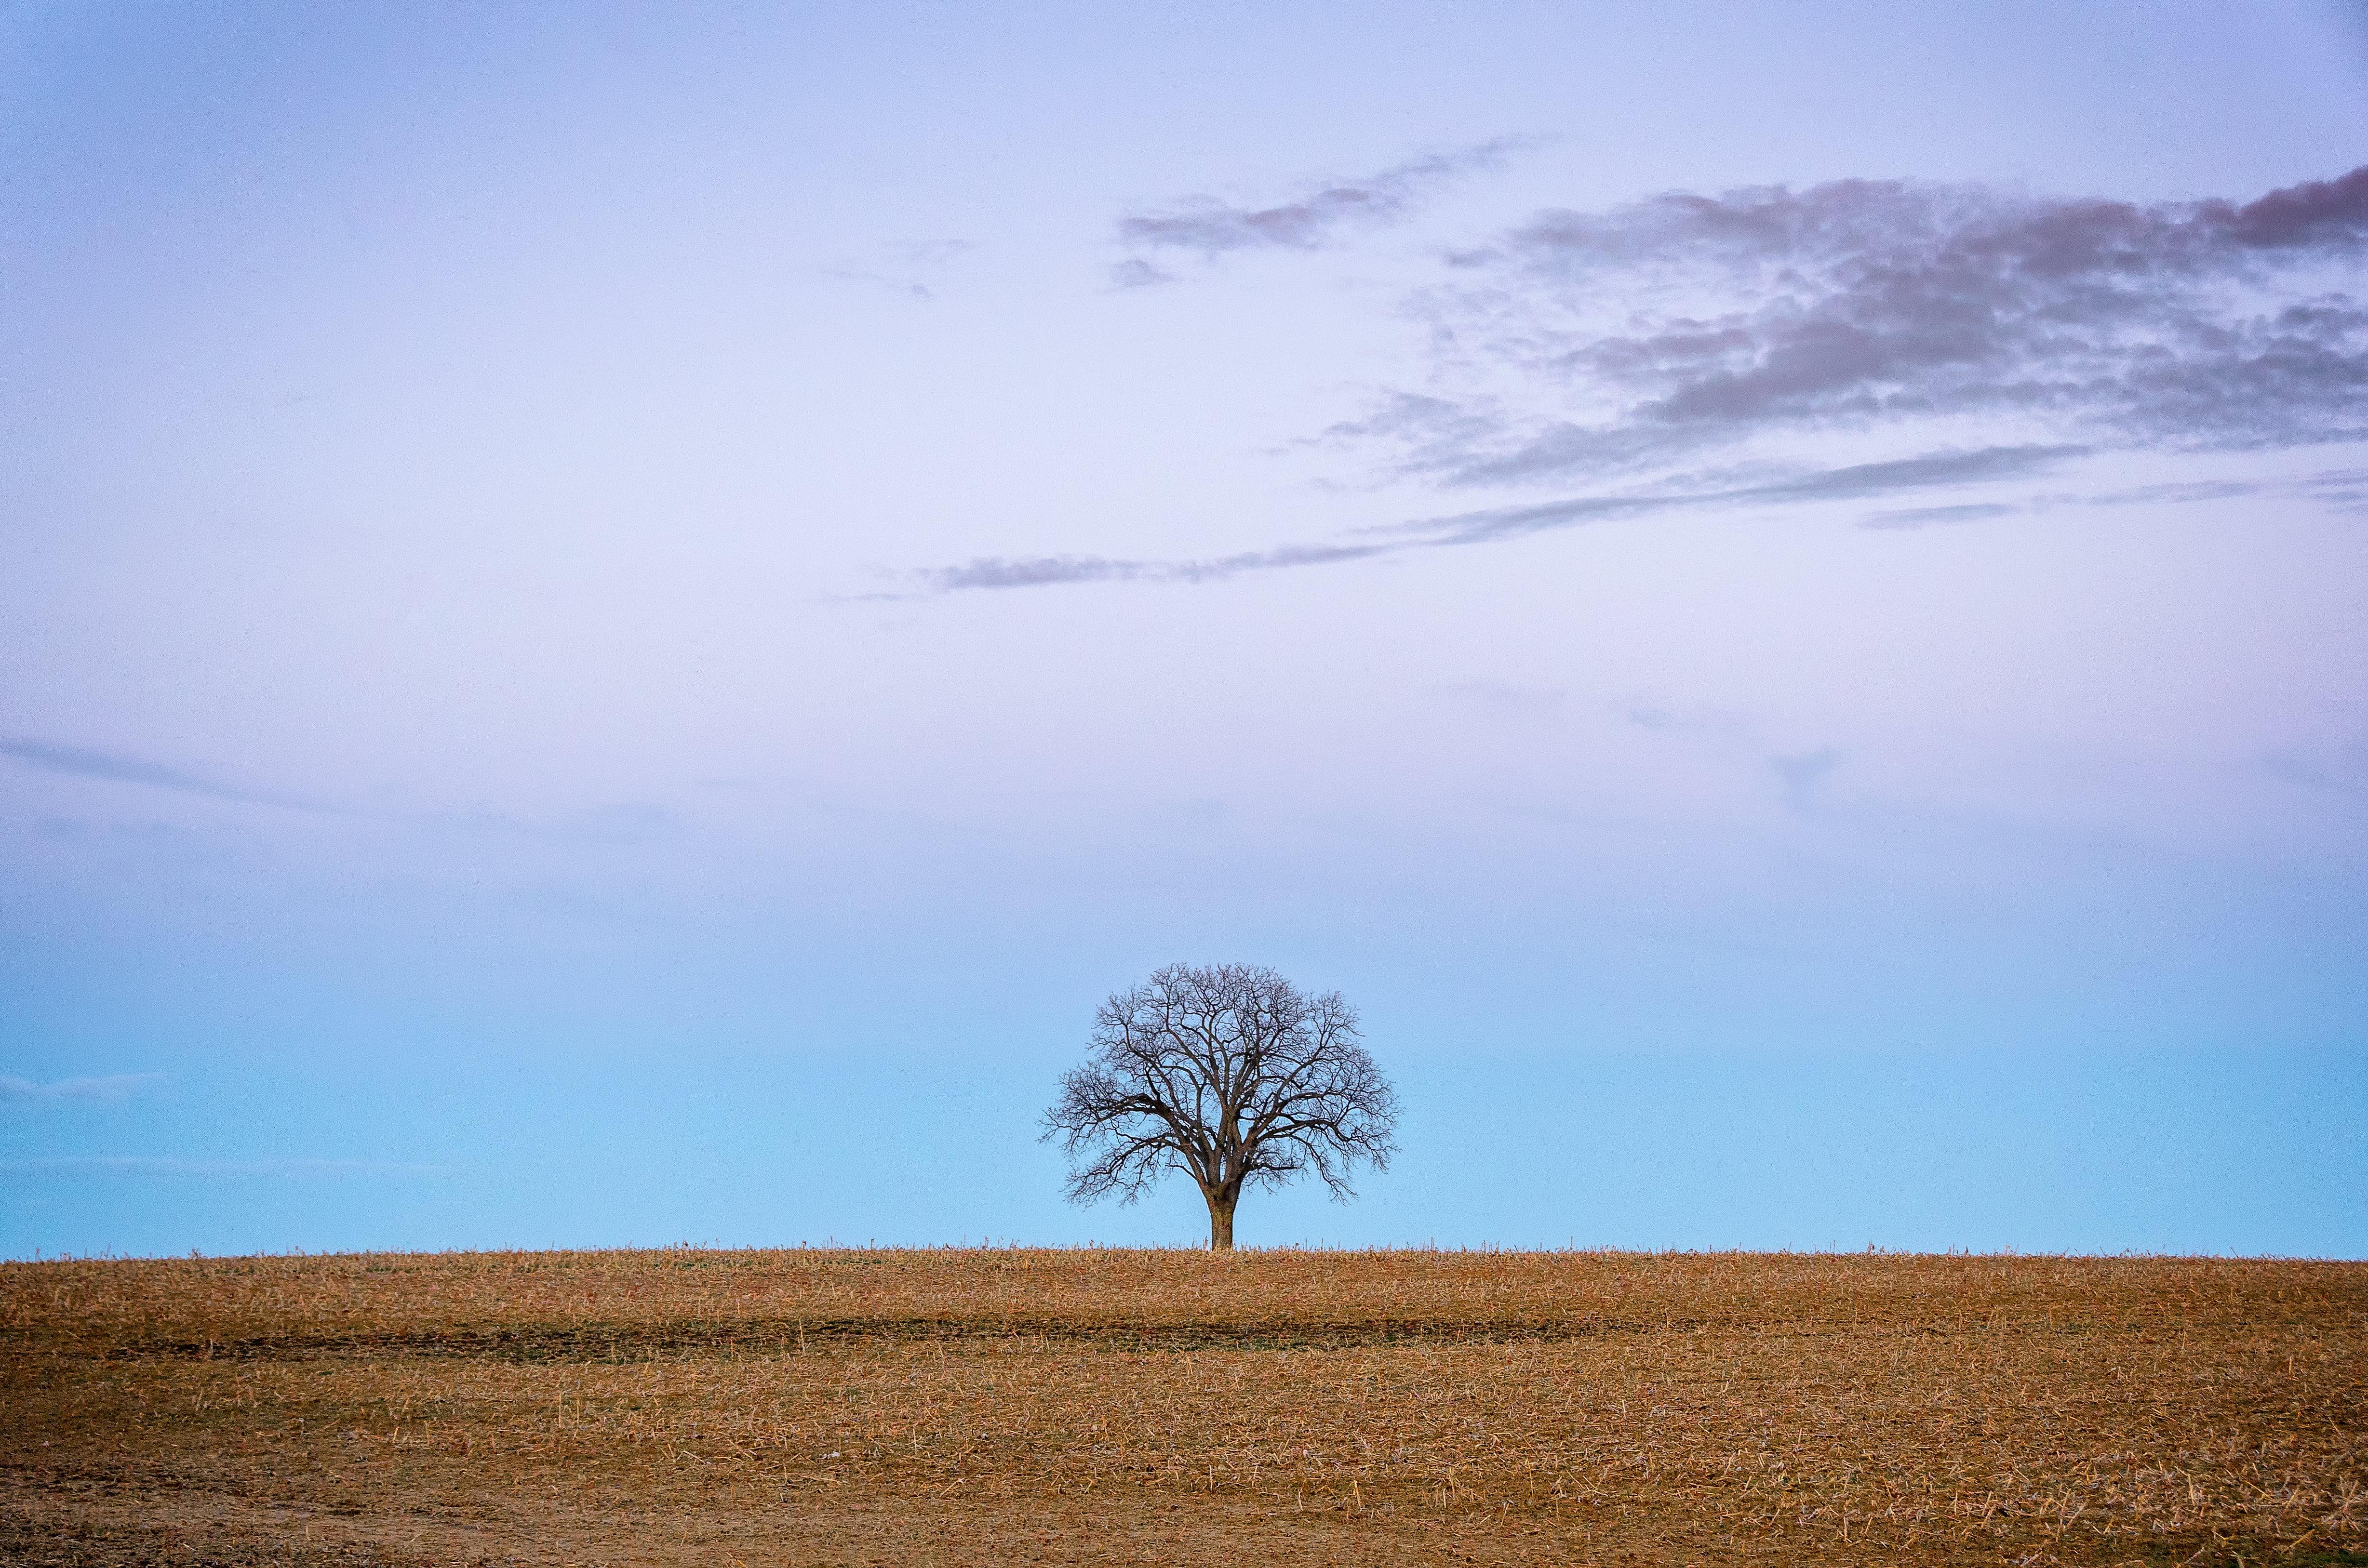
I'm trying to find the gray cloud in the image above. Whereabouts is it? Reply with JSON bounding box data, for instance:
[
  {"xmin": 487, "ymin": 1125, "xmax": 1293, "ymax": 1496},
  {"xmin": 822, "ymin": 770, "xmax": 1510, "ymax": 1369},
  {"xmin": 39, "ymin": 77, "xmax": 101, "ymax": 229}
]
[
  {"xmin": 1386, "ymin": 166, "xmax": 2368, "ymax": 487},
  {"xmin": 1111, "ymin": 139, "xmax": 1530, "ymax": 281},
  {"xmin": 1752, "ymin": 446, "xmax": 2087, "ymax": 500},
  {"xmin": 1107, "ymin": 258, "xmax": 1175, "ymax": 290},
  {"xmin": 926, "ymin": 555, "xmax": 1143, "ymax": 591},
  {"xmin": 0, "ymin": 1074, "xmax": 163, "ymax": 1103},
  {"xmin": 917, "ymin": 541, "xmax": 1393, "ymax": 594},
  {"xmin": 909, "ymin": 169, "xmax": 2367, "ymax": 595},
  {"xmin": 0, "ymin": 737, "xmax": 323, "ymax": 811},
  {"xmin": 907, "ymin": 444, "xmax": 2091, "ymax": 594},
  {"xmin": 1855, "ymin": 464, "xmax": 2368, "ymax": 531},
  {"xmin": 2296, "ymin": 466, "xmax": 2368, "ymax": 515},
  {"xmin": 1394, "ymin": 443, "xmax": 2086, "ymax": 547},
  {"xmin": 900, "ymin": 446, "xmax": 2368, "ymax": 597}
]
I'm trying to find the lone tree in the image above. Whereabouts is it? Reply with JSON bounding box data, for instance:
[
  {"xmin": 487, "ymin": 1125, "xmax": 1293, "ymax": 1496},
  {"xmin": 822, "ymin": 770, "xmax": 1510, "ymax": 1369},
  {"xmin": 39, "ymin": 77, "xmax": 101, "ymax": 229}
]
[{"xmin": 1043, "ymin": 962, "xmax": 1399, "ymax": 1250}]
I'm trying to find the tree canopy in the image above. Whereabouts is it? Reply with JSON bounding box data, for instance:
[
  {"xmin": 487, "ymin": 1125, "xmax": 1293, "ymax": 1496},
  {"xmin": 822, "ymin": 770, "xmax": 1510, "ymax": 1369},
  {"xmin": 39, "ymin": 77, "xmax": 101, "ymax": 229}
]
[{"xmin": 1043, "ymin": 962, "xmax": 1398, "ymax": 1249}]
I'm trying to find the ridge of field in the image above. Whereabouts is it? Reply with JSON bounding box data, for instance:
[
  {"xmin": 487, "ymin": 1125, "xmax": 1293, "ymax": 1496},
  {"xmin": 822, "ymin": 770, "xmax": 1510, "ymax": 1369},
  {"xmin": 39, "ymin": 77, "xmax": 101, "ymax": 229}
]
[{"xmin": 5, "ymin": 1248, "xmax": 2364, "ymax": 1566}]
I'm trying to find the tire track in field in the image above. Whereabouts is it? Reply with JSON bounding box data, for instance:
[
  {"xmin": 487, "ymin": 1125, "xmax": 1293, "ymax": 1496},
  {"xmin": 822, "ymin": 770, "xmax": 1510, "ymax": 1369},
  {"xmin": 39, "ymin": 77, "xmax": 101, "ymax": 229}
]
[{"xmin": 107, "ymin": 1315, "xmax": 1686, "ymax": 1363}]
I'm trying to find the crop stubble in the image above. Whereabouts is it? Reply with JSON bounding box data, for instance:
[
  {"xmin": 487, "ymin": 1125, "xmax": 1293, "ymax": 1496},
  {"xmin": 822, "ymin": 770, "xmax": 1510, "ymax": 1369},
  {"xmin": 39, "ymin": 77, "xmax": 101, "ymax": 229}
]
[{"xmin": 3, "ymin": 1248, "xmax": 2361, "ymax": 1565}]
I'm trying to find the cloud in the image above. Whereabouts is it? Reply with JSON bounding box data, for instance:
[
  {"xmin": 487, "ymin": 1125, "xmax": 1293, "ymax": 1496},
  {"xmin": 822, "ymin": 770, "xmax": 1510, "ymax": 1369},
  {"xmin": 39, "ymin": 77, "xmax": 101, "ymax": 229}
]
[
  {"xmin": 1111, "ymin": 138, "xmax": 1531, "ymax": 281},
  {"xmin": 0, "ymin": 737, "xmax": 322, "ymax": 810},
  {"xmin": 2262, "ymin": 731, "xmax": 2368, "ymax": 795},
  {"xmin": 902, "ymin": 444, "xmax": 2089, "ymax": 594},
  {"xmin": 0, "ymin": 1156, "xmax": 443, "ymax": 1176},
  {"xmin": 1857, "ymin": 464, "xmax": 2368, "ymax": 531},
  {"xmin": 896, "ymin": 443, "xmax": 2368, "ymax": 597},
  {"xmin": 1441, "ymin": 680, "xmax": 1569, "ymax": 714},
  {"xmin": 823, "ymin": 239, "xmax": 977, "ymax": 301},
  {"xmin": 1750, "ymin": 446, "xmax": 2087, "ymax": 500},
  {"xmin": 1405, "ymin": 444, "xmax": 2088, "ymax": 547},
  {"xmin": 925, "ymin": 555, "xmax": 1143, "ymax": 591},
  {"xmin": 1613, "ymin": 701, "xmax": 1754, "ymax": 741},
  {"xmin": 1860, "ymin": 502, "xmax": 2020, "ymax": 531},
  {"xmin": 1771, "ymin": 747, "xmax": 1844, "ymax": 808},
  {"xmin": 1107, "ymin": 258, "xmax": 1176, "ymax": 291},
  {"xmin": 914, "ymin": 541, "xmax": 1394, "ymax": 594},
  {"xmin": 1380, "ymin": 166, "xmax": 2368, "ymax": 488},
  {"xmin": 1, "ymin": 738, "xmax": 685, "ymax": 847},
  {"xmin": 2295, "ymin": 466, "xmax": 2368, "ymax": 515},
  {"xmin": 0, "ymin": 1074, "xmax": 163, "ymax": 1103},
  {"xmin": 896, "ymin": 169, "xmax": 2368, "ymax": 595}
]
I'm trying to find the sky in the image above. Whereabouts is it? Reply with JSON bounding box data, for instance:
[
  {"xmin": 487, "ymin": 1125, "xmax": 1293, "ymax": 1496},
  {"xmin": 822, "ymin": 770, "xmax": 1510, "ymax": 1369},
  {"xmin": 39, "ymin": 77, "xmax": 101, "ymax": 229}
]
[{"xmin": 4, "ymin": 1, "xmax": 2366, "ymax": 1260}]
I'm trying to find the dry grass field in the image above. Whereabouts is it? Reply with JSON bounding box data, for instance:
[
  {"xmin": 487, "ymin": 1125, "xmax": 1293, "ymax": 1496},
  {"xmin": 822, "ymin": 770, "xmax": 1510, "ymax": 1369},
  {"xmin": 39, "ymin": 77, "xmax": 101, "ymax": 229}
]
[{"xmin": 3, "ymin": 1247, "xmax": 2363, "ymax": 1567}]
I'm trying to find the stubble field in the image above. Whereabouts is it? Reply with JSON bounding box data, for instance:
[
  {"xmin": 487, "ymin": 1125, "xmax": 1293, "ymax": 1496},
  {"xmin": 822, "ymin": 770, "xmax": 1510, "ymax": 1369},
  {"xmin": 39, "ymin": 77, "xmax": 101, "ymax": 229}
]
[{"xmin": 2, "ymin": 1247, "xmax": 2363, "ymax": 1566}]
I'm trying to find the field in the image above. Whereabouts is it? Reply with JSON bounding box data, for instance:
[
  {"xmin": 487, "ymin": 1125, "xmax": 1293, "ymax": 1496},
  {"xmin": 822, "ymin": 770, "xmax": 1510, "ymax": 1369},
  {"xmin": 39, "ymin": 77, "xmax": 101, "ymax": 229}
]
[{"xmin": 3, "ymin": 1249, "xmax": 2363, "ymax": 1566}]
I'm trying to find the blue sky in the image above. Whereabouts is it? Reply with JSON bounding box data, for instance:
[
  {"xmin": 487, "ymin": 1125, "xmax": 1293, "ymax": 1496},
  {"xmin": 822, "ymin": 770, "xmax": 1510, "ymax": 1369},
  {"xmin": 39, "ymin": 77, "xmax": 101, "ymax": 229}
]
[{"xmin": 5, "ymin": 1, "xmax": 2366, "ymax": 1258}]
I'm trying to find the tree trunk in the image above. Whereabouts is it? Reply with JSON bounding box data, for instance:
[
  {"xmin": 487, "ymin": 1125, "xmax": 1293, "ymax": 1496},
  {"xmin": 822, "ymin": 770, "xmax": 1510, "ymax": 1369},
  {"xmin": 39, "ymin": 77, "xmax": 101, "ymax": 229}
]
[{"xmin": 1204, "ymin": 1187, "xmax": 1238, "ymax": 1250}]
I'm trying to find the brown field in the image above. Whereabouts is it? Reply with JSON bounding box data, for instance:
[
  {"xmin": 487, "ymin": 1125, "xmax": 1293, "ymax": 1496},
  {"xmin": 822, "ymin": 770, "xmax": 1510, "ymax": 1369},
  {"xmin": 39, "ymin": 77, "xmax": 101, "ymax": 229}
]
[{"xmin": 3, "ymin": 1248, "xmax": 2363, "ymax": 1567}]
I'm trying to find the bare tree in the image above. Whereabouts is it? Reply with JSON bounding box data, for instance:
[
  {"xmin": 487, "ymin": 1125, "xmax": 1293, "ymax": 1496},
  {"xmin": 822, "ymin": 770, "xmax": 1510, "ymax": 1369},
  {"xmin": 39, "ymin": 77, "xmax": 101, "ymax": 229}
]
[{"xmin": 1042, "ymin": 962, "xmax": 1398, "ymax": 1250}]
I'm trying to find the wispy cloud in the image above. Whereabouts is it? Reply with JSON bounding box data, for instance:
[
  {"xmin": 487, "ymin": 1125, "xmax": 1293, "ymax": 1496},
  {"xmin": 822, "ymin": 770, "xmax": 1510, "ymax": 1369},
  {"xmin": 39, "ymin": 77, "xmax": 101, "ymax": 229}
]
[
  {"xmin": 1110, "ymin": 138, "xmax": 1532, "ymax": 284},
  {"xmin": 0, "ymin": 1074, "xmax": 163, "ymax": 1103},
  {"xmin": 823, "ymin": 239, "xmax": 977, "ymax": 301},
  {"xmin": 2262, "ymin": 731, "xmax": 2368, "ymax": 795},
  {"xmin": 1857, "ymin": 465, "xmax": 2368, "ymax": 530},
  {"xmin": 1858, "ymin": 502, "xmax": 2020, "ymax": 531},
  {"xmin": 0, "ymin": 735, "xmax": 705, "ymax": 861},
  {"xmin": 915, "ymin": 541, "xmax": 1395, "ymax": 594},
  {"xmin": 0, "ymin": 1156, "xmax": 444, "ymax": 1176},
  {"xmin": 0, "ymin": 737, "xmax": 324, "ymax": 811},
  {"xmin": 1440, "ymin": 679, "xmax": 1569, "ymax": 714},
  {"xmin": 1385, "ymin": 444, "xmax": 2086, "ymax": 547},
  {"xmin": 902, "ymin": 444, "xmax": 2080, "ymax": 594},
  {"xmin": 1771, "ymin": 747, "xmax": 1844, "ymax": 809},
  {"xmin": 897, "ymin": 447, "xmax": 2368, "ymax": 597}
]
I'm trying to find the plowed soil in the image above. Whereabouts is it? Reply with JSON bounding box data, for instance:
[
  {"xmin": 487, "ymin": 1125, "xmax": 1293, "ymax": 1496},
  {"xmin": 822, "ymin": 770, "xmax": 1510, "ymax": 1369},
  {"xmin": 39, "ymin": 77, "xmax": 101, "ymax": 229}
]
[{"xmin": 5, "ymin": 1248, "xmax": 2363, "ymax": 1565}]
